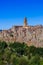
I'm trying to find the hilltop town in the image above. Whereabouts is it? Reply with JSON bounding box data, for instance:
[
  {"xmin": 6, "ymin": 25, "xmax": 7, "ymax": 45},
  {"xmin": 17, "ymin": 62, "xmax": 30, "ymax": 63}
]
[{"xmin": 0, "ymin": 18, "xmax": 43, "ymax": 47}]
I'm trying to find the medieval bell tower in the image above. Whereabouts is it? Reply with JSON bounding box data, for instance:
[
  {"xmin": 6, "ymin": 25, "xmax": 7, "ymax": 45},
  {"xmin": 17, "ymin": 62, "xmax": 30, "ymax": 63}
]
[{"xmin": 24, "ymin": 17, "xmax": 28, "ymax": 27}]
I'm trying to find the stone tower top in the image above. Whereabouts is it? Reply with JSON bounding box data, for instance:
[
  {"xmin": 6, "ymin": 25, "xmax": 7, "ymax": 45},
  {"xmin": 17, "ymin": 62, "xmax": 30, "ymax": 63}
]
[{"xmin": 24, "ymin": 17, "xmax": 28, "ymax": 27}]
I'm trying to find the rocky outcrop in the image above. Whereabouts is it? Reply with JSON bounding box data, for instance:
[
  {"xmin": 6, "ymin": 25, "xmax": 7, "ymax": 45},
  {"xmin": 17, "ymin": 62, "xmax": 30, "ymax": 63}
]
[
  {"xmin": 0, "ymin": 18, "xmax": 43, "ymax": 47},
  {"xmin": 0, "ymin": 25, "xmax": 43, "ymax": 47}
]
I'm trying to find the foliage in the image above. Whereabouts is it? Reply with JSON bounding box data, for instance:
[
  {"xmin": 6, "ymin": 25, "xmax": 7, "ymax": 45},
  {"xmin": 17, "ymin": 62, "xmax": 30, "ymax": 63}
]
[{"xmin": 0, "ymin": 41, "xmax": 43, "ymax": 65}]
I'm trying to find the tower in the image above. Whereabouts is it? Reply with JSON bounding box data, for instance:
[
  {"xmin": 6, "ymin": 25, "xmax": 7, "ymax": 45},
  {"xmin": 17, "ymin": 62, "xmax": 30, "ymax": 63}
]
[{"xmin": 24, "ymin": 17, "xmax": 28, "ymax": 27}]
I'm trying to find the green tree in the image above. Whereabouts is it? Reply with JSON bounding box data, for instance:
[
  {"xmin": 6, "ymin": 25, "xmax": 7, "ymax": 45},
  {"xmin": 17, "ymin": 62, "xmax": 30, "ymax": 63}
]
[
  {"xmin": 40, "ymin": 59, "xmax": 43, "ymax": 65},
  {"xmin": 29, "ymin": 54, "xmax": 40, "ymax": 65},
  {"xmin": 19, "ymin": 56, "xmax": 29, "ymax": 65}
]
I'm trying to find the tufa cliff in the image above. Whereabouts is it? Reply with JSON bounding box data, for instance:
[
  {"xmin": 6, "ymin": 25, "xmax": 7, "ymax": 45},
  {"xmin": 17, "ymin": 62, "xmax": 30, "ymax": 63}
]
[{"xmin": 0, "ymin": 18, "xmax": 43, "ymax": 47}]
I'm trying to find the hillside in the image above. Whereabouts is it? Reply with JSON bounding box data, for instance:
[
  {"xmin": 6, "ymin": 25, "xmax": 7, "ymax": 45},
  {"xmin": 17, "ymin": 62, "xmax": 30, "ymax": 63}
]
[
  {"xmin": 0, "ymin": 18, "xmax": 43, "ymax": 47},
  {"xmin": 0, "ymin": 41, "xmax": 43, "ymax": 65}
]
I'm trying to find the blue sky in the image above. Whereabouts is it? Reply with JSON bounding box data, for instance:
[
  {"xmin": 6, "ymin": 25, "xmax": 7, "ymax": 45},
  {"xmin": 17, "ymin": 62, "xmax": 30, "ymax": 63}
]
[{"xmin": 0, "ymin": 0, "xmax": 43, "ymax": 29}]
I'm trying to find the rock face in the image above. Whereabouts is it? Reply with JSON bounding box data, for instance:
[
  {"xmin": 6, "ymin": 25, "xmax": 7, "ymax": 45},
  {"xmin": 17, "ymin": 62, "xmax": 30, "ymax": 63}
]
[{"xmin": 0, "ymin": 18, "xmax": 43, "ymax": 47}]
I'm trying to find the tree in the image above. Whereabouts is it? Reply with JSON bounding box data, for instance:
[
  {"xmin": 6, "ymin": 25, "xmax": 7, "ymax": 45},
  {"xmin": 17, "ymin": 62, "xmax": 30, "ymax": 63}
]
[
  {"xmin": 40, "ymin": 59, "xmax": 43, "ymax": 65},
  {"xmin": 29, "ymin": 54, "xmax": 40, "ymax": 65},
  {"xmin": 19, "ymin": 56, "xmax": 29, "ymax": 65},
  {"xmin": 10, "ymin": 53, "xmax": 19, "ymax": 65}
]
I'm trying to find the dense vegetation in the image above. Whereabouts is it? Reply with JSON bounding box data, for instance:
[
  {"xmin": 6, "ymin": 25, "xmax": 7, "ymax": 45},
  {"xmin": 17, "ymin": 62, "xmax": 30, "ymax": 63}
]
[{"xmin": 0, "ymin": 41, "xmax": 43, "ymax": 65}]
